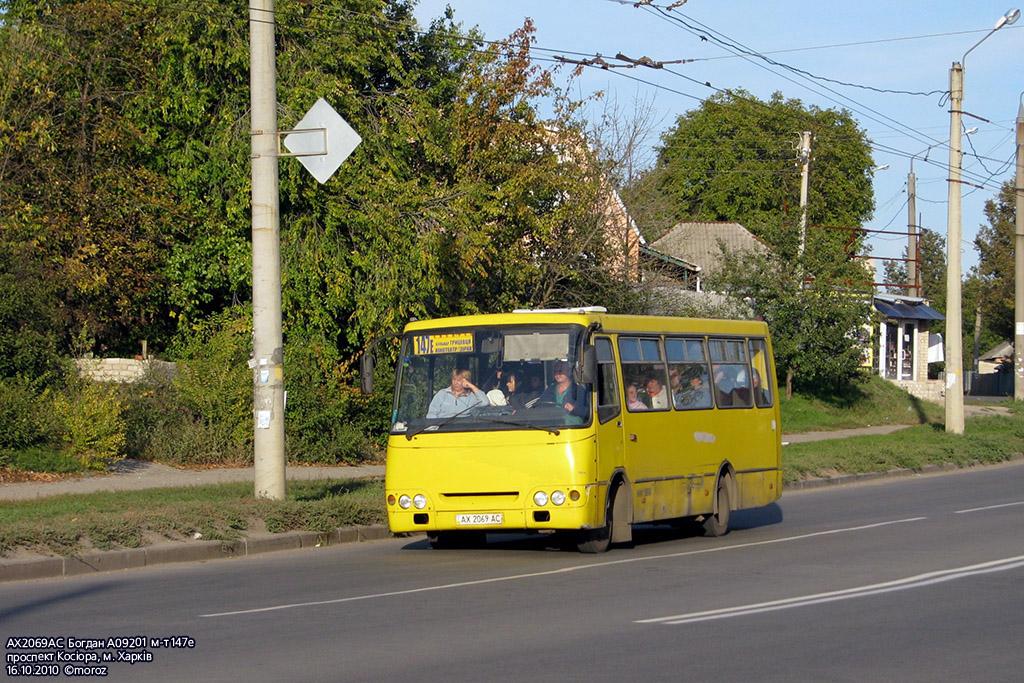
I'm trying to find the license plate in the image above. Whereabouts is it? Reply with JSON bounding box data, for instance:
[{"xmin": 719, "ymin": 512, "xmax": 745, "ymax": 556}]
[{"xmin": 455, "ymin": 513, "xmax": 503, "ymax": 526}]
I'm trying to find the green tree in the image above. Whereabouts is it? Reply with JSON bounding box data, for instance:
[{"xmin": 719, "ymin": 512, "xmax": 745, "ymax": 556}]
[
  {"xmin": 882, "ymin": 228, "xmax": 947, "ymax": 309},
  {"xmin": 625, "ymin": 90, "xmax": 875, "ymax": 247},
  {"xmin": 973, "ymin": 180, "xmax": 1016, "ymax": 341},
  {"xmin": 711, "ymin": 246, "xmax": 872, "ymax": 397}
]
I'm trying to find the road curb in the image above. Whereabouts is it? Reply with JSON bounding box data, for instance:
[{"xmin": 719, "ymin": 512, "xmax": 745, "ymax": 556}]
[
  {"xmin": 785, "ymin": 455, "xmax": 1023, "ymax": 490},
  {"xmin": 0, "ymin": 524, "xmax": 394, "ymax": 584}
]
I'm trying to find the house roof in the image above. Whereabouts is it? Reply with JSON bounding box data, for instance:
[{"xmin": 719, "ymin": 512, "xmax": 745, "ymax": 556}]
[
  {"xmin": 873, "ymin": 296, "xmax": 945, "ymax": 321},
  {"xmin": 650, "ymin": 222, "xmax": 767, "ymax": 275},
  {"xmin": 980, "ymin": 341, "xmax": 1013, "ymax": 361},
  {"xmin": 639, "ymin": 245, "xmax": 700, "ymax": 273}
]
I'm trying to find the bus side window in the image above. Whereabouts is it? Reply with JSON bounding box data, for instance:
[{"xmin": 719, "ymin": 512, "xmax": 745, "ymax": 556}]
[
  {"xmin": 595, "ymin": 337, "xmax": 620, "ymax": 423},
  {"xmin": 748, "ymin": 338, "xmax": 774, "ymax": 408},
  {"xmin": 619, "ymin": 336, "xmax": 669, "ymax": 411},
  {"xmin": 709, "ymin": 338, "xmax": 753, "ymax": 408},
  {"xmin": 666, "ymin": 337, "xmax": 713, "ymax": 410}
]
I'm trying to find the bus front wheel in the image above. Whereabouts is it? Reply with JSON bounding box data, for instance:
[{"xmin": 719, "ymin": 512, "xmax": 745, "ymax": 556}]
[
  {"xmin": 702, "ymin": 475, "xmax": 732, "ymax": 537},
  {"xmin": 577, "ymin": 481, "xmax": 622, "ymax": 553}
]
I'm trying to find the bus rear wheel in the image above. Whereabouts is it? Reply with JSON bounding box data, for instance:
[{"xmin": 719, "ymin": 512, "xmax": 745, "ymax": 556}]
[
  {"xmin": 427, "ymin": 531, "xmax": 486, "ymax": 549},
  {"xmin": 702, "ymin": 475, "xmax": 732, "ymax": 537}
]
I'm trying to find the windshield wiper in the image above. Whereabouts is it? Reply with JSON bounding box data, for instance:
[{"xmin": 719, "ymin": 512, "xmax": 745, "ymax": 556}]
[
  {"xmin": 479, "ymin": 416, "xmax": 560, "ymax": 436},
  {"xmin": 406, "ymin": 401, "xmax": 482, "ymax": 440}
]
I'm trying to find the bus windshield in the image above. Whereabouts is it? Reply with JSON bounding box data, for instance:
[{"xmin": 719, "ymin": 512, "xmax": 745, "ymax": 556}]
[{"xmin": 391, "ymin": 324, "xmax": 590, "ymax": 435}]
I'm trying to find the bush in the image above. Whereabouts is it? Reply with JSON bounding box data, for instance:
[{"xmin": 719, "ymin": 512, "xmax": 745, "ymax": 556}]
[
  {"xmin": 0, "ymin": 378, "xmax": 65, "ymax": 450},
  {"xmin": 284, "ymin": 333, "xmax": 389, "ymax": 464},
  {"xmin": 162, "ymin": 307, "xmax": 253, "ymax": 464},
  {"xmin": 52, "ymin": 381, "xmax": 127, "ymax": 469},
  {"xmin": 1, "ymin": 446, "xmax": 83, "ymax": 474}
]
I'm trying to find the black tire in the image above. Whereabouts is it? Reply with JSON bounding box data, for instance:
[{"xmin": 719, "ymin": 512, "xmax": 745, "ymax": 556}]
[
  {"xmin": 576, "ymin": 482, "xmax": 617, "ymax": 553},
  {"xmin": 702, "ymin": 475, "xmax": 732, "ymax": 537},
  {"xmin": 427, "ymin": 531, "xmax": 487, "ymax": 549}
]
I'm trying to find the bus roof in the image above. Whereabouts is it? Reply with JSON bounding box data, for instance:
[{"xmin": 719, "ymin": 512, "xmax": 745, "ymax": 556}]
[{"xmin": 402, "ymin": 311, "xmax": 769, "ymax": 337}]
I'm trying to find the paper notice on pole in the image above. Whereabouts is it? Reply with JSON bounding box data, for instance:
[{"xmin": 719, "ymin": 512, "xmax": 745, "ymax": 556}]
[
  {"xmin": 945, "ymin": 373, "xmax": 956, "ymax": 389},
  {"xmin": 257, "ymin": 410, "xmax": 272, "ymax": 429},
  {"xmin": 1016, "ymin": 322, "xmax": 1024, "ymax": 336}
]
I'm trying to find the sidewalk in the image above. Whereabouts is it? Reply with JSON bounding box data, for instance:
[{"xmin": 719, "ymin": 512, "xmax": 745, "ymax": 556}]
[
  {"xmin": 1, "ymin": 403, "xmax": 1011, "ymax": 502},
  {"xmin": 0, "ymin": 461, "xmax": 385, "ymax": 502}
]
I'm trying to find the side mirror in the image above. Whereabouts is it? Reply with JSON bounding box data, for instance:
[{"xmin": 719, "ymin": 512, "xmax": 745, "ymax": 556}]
[
  {"xmin": 580, "ymin": 345, "xmax": 597, "ymax": 385},
  {"xmin": 359, "ymin": 350, "xmax": 375, "ymax": 394}
]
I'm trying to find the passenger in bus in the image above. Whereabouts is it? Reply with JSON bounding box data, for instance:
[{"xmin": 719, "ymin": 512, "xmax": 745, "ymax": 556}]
[
  {"xmin": 425, "ymin": 368, "xmax": 488, "ymax": 418},
  {"xmin": 502, "ymin": 372, "xmax": 530, "ymax": 410},
  {"xmin": 712, "ymin": 364, "xmax": 733, "ymax": 407},
  {"xmin": 522, "ymin": 371, "xmax": 544, "ymax": 404},
  {"xmin": 645, "ymin": 376, "xmax": 669, "ymax": 410},
  {"xmin": 668, "ymin": 367, "xmax": 684, "ymax": 397},
  {"xmin": 751, "ymin": 369, "xmax": 771, "ymax": 407},
  {"xmin": 676, "ymin": 370, "xmax": 712, "ymax": 409},
  {"xmin": 539, "ymin": 360, "xmax": 590, "ymax": 424},
  {"xmin": 626, "ymin": 383, "xmax": 647, "ymax": 411}
]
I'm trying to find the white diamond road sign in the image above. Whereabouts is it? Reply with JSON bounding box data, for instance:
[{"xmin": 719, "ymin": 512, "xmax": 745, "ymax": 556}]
[{"xmin": 283, "ymin": 98, "xmax": 361, "ymax": 184}]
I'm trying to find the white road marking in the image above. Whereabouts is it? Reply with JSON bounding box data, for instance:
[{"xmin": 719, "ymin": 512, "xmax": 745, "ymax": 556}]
[
  {"xmin": 637, "ymin": 555, "xmax": 1024, "ymax": 626},
  {"xmin": 200, "ymin": 517, "xmax": 925, "ymax": 618},
  {"xmin": 955, "ymin": 500, "xmax": 1024, "ymax": 514}
]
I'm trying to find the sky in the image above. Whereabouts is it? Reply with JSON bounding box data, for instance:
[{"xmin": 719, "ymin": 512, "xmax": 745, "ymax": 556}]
[{"xmin": 411, "ymin": 0, "xmax": 1023, "ymax": 286}]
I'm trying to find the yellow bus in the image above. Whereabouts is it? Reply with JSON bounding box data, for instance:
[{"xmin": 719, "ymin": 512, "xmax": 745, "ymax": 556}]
[{"xmin": 374, "ymin": 307, "xmax": 782, "ymax": 552}]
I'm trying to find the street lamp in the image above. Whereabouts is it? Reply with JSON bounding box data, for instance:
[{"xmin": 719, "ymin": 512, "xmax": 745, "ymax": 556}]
[{"xmin": 944, "ymin": 7, "xmax": 1019, "ymax": 434}]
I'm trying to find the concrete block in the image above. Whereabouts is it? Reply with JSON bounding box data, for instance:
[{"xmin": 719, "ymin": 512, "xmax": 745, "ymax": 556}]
[
  {"xmin": 356, "ymin": 525, "xmax": 390, "ymax": 541},
  {"xmin": 64, "ymin": 549, "xmax": 146, "ymax": 576},
  {"xmin": 145, "ymin": 541, "xmax": 227, "ymax": 566},
  {"xmin": 243, "ymin": 534, "xmax": 300, "ymax": 555},
  {"xmin": 330, "ymin": 527, "xmax": 360, "ymax": 545},
  {"xmin": 296, "ymin": 532, "xmax": 326, "ymax": 549},
  {"xmin": 0, "ymin": 557, "xmax": 64, "ymax": 583}
]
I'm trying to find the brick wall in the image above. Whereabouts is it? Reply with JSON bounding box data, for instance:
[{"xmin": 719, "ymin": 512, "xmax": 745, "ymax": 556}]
[
  {"xmin": 893, "ymin": 379, "xmax": 944, "ymax": 405},
  {"xmin": 75, "ymin": 358, "xmax": 177, "ymax": 384}
]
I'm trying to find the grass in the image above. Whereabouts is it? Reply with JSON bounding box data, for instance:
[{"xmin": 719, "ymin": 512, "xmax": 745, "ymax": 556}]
[
  {"xmin": 783, "ymin": 413, "xmax": 1024, "ymax": 484},
  {"xmin": 0, "ymin": 478, "xmax": 385, "ymax": 557},
  {"xmin": 0, "ymin": 447, "xmax": 86, "ymax": 476},
  {"xmin": 781, "ymin": 374, "xmax": 943, "ymax": 433}
]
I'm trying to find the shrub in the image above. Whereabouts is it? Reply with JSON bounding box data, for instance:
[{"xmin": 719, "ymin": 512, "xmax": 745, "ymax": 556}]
[
  {"xmin": 0, "ymin": 378, "xmax": 65, "ymax": 450},
  {"xmin": 52, "ymin": 381, "xmax": 127, "ymax": 469},
  {"xmin": 2, "ymin": 446, "xmax": 82, "ymax": 474},
  {"xmin": 284, "ymin": 333, "xmax": 389, "ymax": 464},
  {"xmin": 165, "ymin": 307, "xmax": 253, "ymax": 464}
]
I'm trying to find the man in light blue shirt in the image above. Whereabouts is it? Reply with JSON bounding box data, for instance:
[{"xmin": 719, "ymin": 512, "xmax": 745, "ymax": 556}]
[{"xmin": 426, "ymin": 368, "xmax": 488, "ymax": 418}]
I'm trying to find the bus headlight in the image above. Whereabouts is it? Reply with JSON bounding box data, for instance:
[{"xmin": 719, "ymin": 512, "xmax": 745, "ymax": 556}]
[
  {"xmin": 413, "ymin": 494, "xmax": 427, "ymax": 509},
  {"xmin": 550, "ymin": 490, "xmax": 566, "ymax": 506},
  {"xmin": 398, "ymin": 495, "xmax": 412, "ymax": 509},
  {"xmin": 533, "ymin": 491, "xmax": 548, "ymax": 506}
]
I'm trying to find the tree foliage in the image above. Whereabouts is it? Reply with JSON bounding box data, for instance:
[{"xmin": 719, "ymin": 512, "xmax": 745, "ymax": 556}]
[
  {"xmin": 882, "ymin": 228, "xmax": 947, "ymax": 309},
  {"xmin": 711, "ymin": 247, "xmax": 872, "ymax": 396},
  {"xmin": 0, "ymin": 0, "xmax": 641, "ymax": 459},
  {"xmin": 973, "ymin": 180, "xmax": 1017, "ymax": 342},
  {"xmin": 624, "ymin": 90, "xmax": 876, "ymax": 249}
]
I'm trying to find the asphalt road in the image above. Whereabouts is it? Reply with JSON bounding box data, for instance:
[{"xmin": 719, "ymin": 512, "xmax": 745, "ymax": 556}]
[{"xmin": 3, "ymin": 462, "xmax": 1024, "ymax": 682}]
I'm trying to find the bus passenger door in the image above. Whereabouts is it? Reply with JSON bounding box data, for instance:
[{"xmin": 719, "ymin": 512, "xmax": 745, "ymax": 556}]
[{"xmin": 593, "ymin": 337, "xmax": 624, "ymax": 488}]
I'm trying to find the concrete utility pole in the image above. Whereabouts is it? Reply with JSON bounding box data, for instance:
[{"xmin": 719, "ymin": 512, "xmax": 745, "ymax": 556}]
[
  {"xmin": 944, "ymin": 8, "xmax": 1019, "ymax": 430},
  {"xmin": 907, "ymin": 167, "xmax": 918, "ymax": 297},
  {"xmin": 797, "ymin": 131, "xmax": 812, "ymax": 258},
  {"xmin": 250, "ymin": 0, "xmax": 286, "ymax": 499},
  {"xmin": 1015, "ymin": 98, "xmax": 1024, "ymax": 401},
  {"xmin": 944, "ymin": 61, "xmax": 965, "ymax": 435}
]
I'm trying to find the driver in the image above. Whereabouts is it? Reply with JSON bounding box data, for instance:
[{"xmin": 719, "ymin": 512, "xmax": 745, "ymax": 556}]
[
  {"xmin": 426, "ymin": 368, "xmax": 488, "ymax": 418},
  {"xmin": 538, "ymin": 360, "xmax": 590, "ymax": 425}
]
